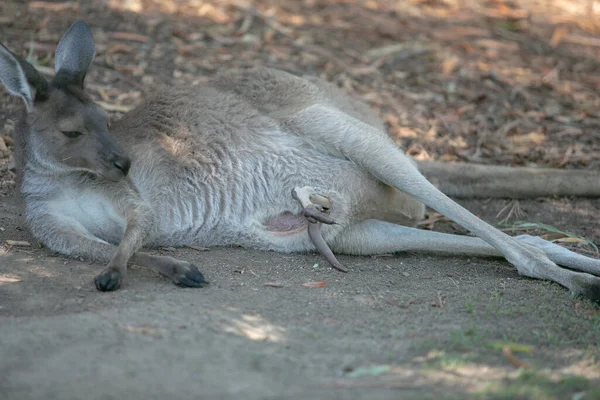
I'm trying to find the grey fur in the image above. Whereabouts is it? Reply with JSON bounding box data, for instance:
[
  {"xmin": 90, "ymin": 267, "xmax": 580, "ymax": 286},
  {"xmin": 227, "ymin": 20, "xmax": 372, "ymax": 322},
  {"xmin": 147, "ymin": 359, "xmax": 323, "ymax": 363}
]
[
  {"xmin": 1, "ymin": 22, "xmax": 599, "ymax": 299},
  {"xmin": 0, "ymin": 44, "xmax": 34, "ymax": 109},
  {"xmin": 54, "ymin": 21, "xmax": 95, "ymax": 85}
]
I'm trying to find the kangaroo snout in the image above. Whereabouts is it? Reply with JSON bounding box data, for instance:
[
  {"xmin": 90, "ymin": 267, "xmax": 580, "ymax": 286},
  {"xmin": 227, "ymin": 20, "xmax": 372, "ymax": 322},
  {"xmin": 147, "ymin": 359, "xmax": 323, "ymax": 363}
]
[
  {"xmin": 101, "ymin": 151, "xmax": 130, "ymax": 181},
  {"xmin": 111, "ymin": 154, "xmax": 131, "ymax": 177}
]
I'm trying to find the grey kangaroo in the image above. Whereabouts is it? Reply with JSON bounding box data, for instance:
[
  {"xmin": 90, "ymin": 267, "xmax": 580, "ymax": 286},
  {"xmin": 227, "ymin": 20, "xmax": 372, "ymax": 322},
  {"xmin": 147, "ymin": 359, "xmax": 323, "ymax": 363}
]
[{"xmin": 1, "ymin": 22, "xmax": 599, "ymax": 300}]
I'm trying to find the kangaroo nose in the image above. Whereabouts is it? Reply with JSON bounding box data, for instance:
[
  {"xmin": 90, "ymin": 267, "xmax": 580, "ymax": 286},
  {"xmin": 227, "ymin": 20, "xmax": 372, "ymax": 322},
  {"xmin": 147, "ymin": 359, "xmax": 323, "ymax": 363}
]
[{"xmin": 113, "ymin": 156, "xmax": 131, "ymax": 176}]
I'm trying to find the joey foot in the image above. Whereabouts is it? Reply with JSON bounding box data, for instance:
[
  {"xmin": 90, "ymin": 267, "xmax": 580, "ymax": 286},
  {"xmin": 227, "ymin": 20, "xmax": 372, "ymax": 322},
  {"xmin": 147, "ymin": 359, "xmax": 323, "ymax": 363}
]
[
  {"xmin": 291, "ymin": 186, "xmax": 347, "ymax": 272},
  {"xmin": 94, "ymin": 266, "xmax": 123, "ymax": 291},
  {"xmin": 291, "ymin": 186, "xmax": 334, "ymax": 223}
]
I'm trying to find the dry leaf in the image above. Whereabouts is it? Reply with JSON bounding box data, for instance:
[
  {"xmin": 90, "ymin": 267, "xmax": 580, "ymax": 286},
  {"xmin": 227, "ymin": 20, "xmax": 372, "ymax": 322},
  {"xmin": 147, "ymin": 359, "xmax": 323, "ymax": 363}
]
[
  {"xmin": 111, "ymin": 32, "xmax": 150, "ymax": 43},
  {"xmin": 417, "ymin": 212, "xmax": 447, "ymax": 228},
  {"xmin": 0, "ymin": 276, "xmax": 22, "ymax": 284},
  {"xmin": 5, "ymin": 240, "xmax": 30, "ymax": 247},
  {"xmin": 502, "ymin": 345, "xmax": 532, "ymax": 369},
  {"xmin": 2, "ymin": 135, "xmax": 14, "ymax": 146},
  {"xmin": 475, "ymin": 39, "xmax": 519, "ymax": 53},
  {"xmin": 510, "ymin": 132, "xmax": 545, "ymax": 146},
  {"xmin": 441, "ymin": 57, "xmax": 459, "ymax": 76},
  {"xmin": 301, "ymin": 281, "xmax": 326, "ymax": 288},
  {"xmin": 550, "ymin": 26, "xmax": 569, "ymax": 47},
  {"xmin": 28, "ymin": 1, "xmax": 79, "ymax": 11},
  {"xmin": 482, "ymin": 6, "xmax": 529, "ymax": 20},
  {"xmin": 563, "ymin": 34, "xmax": 600, "ymax": 47},
  {"xmin": 540, "ymin": 233, "xmax": 566, "ymax": 241},
  {"xmin": 124, "ymin": 325, "xmax": 164, "ymax": 337},
  {"xmin": 553, "ymin": 237, "xmax": 587, "ymax": 245}
]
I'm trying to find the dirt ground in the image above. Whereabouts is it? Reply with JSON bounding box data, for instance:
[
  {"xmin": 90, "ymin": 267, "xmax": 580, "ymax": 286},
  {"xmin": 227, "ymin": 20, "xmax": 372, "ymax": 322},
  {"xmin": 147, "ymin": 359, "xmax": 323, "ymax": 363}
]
[{"xmin": 1, "ymin": 1, "xmax": 600, "ymax": 399}]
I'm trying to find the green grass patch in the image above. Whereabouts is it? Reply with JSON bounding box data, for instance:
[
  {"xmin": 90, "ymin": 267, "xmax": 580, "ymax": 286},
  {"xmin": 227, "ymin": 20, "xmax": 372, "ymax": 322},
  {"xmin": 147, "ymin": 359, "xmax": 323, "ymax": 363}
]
[
  {"xmin": 480, "ymin": 370, "xmax": 595, "ymax": 400},
  {"xmin": 501, "ymin": 221, "xmax": 598, "ymax": 252}
]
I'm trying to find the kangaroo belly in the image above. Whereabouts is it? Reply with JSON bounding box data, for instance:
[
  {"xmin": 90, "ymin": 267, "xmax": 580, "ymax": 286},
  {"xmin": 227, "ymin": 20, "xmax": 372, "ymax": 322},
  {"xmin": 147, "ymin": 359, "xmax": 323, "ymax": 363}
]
[
  {"xmin": 149, "ymin": 195, "xmax": 213, "ymax": 246},
  {"xmin": 264, "ymin": 212, "xmax": 308, "ymax": 235}
]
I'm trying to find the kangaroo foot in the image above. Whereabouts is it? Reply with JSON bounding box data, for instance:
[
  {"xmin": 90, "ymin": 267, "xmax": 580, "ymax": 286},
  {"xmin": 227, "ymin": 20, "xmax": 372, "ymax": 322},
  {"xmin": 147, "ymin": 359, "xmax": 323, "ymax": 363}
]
[
  {"xmin": 94, "ymin": 266, "xmax": 124, "ymax": 291},
  {"xmin": 172, "ymin": 262, "xmax": 209, "ymax": 288},
  {"xmin": 151, "ymin": 256, "xmax": 209, "ymax": 288}
]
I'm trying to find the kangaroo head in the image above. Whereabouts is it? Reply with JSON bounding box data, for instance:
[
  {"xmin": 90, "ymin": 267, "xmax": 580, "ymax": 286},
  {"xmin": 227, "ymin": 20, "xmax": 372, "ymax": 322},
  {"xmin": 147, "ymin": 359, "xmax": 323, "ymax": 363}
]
[{"xmin": 0, "ymin": 21, "xmax": 130, "ymax": 182}]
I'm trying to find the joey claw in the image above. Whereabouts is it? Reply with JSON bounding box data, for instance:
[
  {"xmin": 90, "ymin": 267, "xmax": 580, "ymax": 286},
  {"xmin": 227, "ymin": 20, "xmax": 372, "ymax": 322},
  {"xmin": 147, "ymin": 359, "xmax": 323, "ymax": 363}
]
[
  {"xmin": 94, "ymin": 267, "xmax": 123, "ymax": 291},
  {"xmin": 303, "ymin": 205, "xmax": 337, "ymax": 225}
]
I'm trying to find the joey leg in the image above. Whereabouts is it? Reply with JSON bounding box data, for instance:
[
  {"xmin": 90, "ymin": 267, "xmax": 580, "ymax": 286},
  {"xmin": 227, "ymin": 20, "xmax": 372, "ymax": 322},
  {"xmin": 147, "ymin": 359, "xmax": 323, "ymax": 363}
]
[{"xmin": 291, "ymin": 186, "xmax": 347, "ymax": 272}]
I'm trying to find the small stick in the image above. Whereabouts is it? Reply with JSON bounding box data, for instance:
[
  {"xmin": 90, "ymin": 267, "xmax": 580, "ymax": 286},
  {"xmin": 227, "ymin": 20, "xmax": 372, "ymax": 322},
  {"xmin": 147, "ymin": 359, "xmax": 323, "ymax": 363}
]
[
  {"xmin": 185, "ymin": 245, "xmax": 210, "ymax": 252},
  {"xmin": 5, "ymin": 240, "xmax": 31, "ymax": 247},
  {"xmin": 264, "ymin": 282, "xmax": 285, "ymax": 288}
]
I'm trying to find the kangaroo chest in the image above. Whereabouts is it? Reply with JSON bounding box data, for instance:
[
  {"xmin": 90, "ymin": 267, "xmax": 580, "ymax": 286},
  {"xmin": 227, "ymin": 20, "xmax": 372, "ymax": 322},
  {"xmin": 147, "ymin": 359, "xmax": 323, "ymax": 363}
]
[{"xmin": 45, "ymin": 189, "xmax": 127, "ymax": 244}]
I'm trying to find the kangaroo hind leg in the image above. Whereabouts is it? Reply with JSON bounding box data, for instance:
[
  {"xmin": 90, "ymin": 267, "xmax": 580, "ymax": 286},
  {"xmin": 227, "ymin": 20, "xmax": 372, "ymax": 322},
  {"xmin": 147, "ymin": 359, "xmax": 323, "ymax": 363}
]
[
  {"xmin": 284, "ymin": 104, "xmax": 600, "ymax": 300},
  {"xmin": 332, "ymin": 220, "xmax": 600, "ymax": 278},
  {"xmin": 332, "ymin": 220, "xmax": 600, "ymax": 300}
]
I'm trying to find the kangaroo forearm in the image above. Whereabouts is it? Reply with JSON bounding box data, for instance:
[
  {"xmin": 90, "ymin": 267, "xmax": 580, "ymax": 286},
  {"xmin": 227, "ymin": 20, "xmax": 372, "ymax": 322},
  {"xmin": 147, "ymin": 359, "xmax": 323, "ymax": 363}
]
[
  {"xmin": 29, "ymin": 214, "xmax": 148, "ymax": 265},
  {"xmin": 37, "ymin": 229, "xmax": 118, "ymax": 263},
  {"xmin": 107, "ymin": 222, "xmax": 145, "ymax": 267}
]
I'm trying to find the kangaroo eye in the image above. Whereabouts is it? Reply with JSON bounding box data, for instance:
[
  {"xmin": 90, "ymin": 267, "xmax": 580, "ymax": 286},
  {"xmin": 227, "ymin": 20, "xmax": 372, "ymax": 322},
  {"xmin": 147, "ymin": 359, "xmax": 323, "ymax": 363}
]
[{"xmin": 62, "ymin": 131, "xmax": 83, "ymax": 138}]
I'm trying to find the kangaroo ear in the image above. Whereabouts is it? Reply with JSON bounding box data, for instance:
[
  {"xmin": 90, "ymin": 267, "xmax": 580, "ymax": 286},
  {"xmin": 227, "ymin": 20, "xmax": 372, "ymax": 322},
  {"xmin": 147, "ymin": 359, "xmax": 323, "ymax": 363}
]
[
  {"xmin": 0, "ymin": 43, "xmax": 48, "ymax": 111},
  {"xmin": 53, "ymin": 21, "xmax": 96, "ymax": 88}
]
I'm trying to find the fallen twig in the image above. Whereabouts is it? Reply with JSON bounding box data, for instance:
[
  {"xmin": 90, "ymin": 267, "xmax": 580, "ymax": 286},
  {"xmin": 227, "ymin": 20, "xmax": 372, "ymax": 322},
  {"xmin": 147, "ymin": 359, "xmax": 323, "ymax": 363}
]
[
  {"xmin": 5, "ymin": 240, "xmax": 31, "ymax": 247},
  {"xmin": 28, "ymin": 1, "xmax": 79, "ymax": 11},
  {"xmin": 96, "ymin": 101, "xmax": 134, "ymax": 113},
  {"xmin": 185, "ymin": 245, "xmax": 210, "ymax": 252},
  {"xmin": 263, "ymin": 282, "xmax": 285, "ymax": 288},
  {"xmin": 110, "ymin": 32, "xmax": 150, "ymax": 43},
  {"xmin": 301, "ymin": 281, "xmax": 326, "ymax": 288}
]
